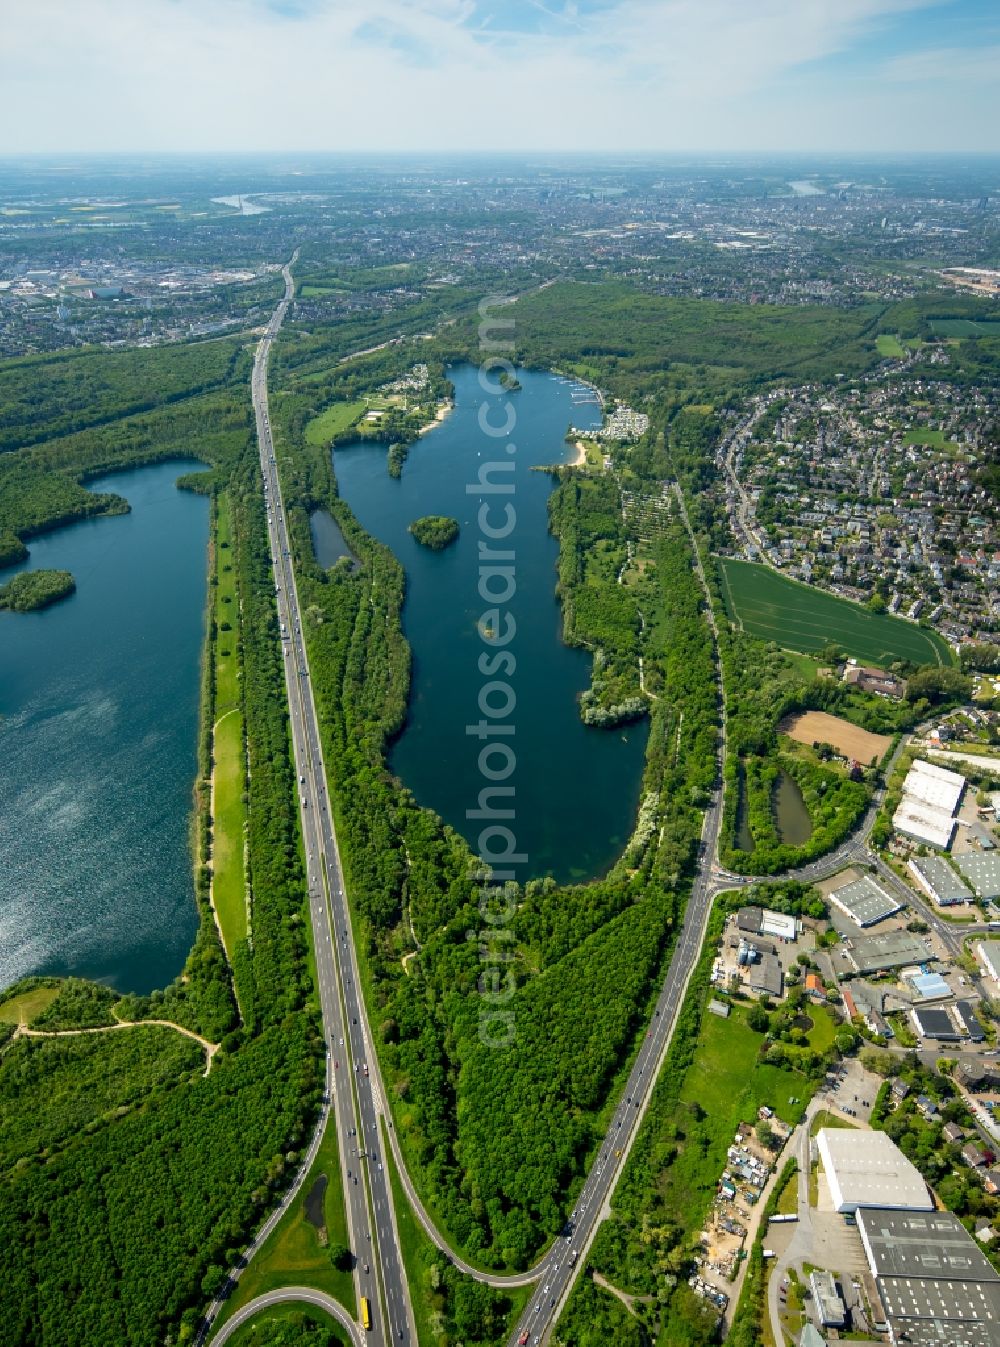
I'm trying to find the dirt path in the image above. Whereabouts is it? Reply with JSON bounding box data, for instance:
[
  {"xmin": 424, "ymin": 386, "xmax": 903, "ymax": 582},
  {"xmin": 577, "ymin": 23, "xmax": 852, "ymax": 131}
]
[
  {"xmin": 592, "ymin": 1271, "xmax": 653, "ymax": 1317},
  {"xmin": 17, "ymin": 1017, "xmax": 219, "ymax": 1074}
]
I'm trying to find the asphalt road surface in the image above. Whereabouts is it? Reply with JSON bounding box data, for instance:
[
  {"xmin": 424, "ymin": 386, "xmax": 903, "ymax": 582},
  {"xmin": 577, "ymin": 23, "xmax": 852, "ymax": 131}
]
[{"xmin": 211, "ymin": 1288, "xmax": 363, "ymax": 1347}]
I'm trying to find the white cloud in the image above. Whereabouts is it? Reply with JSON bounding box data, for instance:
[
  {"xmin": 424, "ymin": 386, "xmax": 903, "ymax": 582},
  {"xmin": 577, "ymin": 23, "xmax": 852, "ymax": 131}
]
[
  {"xmin": 0, "ymin": 0, "xmax": 991, "ymax": 151},
  {"xmin": 881, "ymin": 41, "xmax": 1000, "ymax": 82}
]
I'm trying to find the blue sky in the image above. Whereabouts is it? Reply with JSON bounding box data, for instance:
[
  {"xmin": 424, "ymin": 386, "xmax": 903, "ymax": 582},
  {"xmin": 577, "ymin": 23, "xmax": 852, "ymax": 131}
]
[{"xmin": 1, "ymin": 0, "xmax": 997, "ymax": 153}]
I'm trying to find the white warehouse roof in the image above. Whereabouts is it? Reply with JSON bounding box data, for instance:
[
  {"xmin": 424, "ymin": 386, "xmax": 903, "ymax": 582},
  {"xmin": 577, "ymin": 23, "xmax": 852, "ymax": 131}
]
[
  {"xmin": 904, "ymin": 759, "xmax": 966, "ymax": 814},
  {"xmin": 892, "ymin": 800, "xmax": 957, "ymax": 850},
  {"xmin": 817, "ymin": 1127, "xmax": 932, "ymax": 1214}
]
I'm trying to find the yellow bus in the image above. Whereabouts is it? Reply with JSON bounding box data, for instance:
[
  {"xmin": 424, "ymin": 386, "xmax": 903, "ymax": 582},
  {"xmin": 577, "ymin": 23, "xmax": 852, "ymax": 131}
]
[{"xmin": 360, "ymin": 1297, "xmax": 372, "ymax": 1332}]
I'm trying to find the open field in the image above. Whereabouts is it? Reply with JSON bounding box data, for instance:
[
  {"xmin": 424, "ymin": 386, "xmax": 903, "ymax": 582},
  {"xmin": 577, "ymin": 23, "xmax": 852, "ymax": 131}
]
[
  {"xmin": 780, "ymin": 710, "xmax": 891, "ymax": 765},
  {"xmin": 0, "ymin": 985, "xmax": 59, "ymax": 1025},
  {"xmin": 902, "ymin": 428, "xmax": 958, "ymax": 450},
  {"xmin": 718, "ymin": 558, "xmax": 953, "ymax": 667},
  {"xmin": 930, "ymin": 318, "xmax": 1000, "ymax": 338},
  {"xmin": 215, "ymin": 1120, "xmax": 355, "ymax": 1330},
  {"xmin": 212, "ymin": 493, "xmax": 247, "ymax": 957},
  {"xmin": 213, "ymin": 710, "xmax": 247, "ymax": 953},
  {"xmin": 876, "ymin": 334, "xmax": 906, "ymax": 358},
  {"xmin": 304, "ymin": 400, "xmax": 365, "ymax": 447},
  {"xmin": 648, "ymin": 1007, "xmax": 811, "ymax": 1233}
]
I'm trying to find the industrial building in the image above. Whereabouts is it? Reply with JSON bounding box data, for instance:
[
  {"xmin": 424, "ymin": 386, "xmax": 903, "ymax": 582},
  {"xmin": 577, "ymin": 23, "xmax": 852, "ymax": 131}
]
[
  {"xmin": 816, "ymin": 1127, "xmax": 931, "ymax": 1214},
  {"xmin": 906, "ymin": 758, "xmax": 967, "ymax": 812},
  {"xmin": 955, "ymin": 1000, "xmax": 986, "ymax": 1042},
  {"xmin": 828, "ymin": 874, "xmax": 903, "ymax": 926},
  {"xmin": 734, "ymin": 906, "xmax": 799, "ymax": 941},
  {"xmin": 748, "ymin": 951, "xmax": 783, "ymax": 999},
  {"xmin": 908, "ymin": 970, "xmax": 952, "ymax": 1001},
  {"xmin": 840, "ymin": 929, "xmax": 931, "ymax": 975},
  {"xmin": 957, "ymin": 853, "xmax": 1000, "ymax": 901},
  {"xmin": 911, "ymin": 1005, "xmax": 964, "ymax": 1042},
  {"xmin": 855, "ymin": 1207, "xmax": 1000, "ymax": 1347},
  {"xmin": 909, "ymin": 854, "xmax": 974, "ymax": 906},
  {"xmin": 909, "ymin": 1001, "xmax": 984, "ymax": 1043},
  {"xmin": 976, "ymin": 939, "xmax": 1000, "ymax": 984},
  {"xmin": 892, "ymin": 758, "xmax": 966, "ymax": 850},
  {"xmin": 808, "ymin": 1270, "xmax": 845, "ymax": 1329}
]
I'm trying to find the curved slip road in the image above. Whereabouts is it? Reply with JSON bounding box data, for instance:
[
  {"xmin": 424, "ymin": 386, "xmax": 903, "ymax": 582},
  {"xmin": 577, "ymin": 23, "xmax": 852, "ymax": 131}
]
[{"xmin": 209, "ymin": 1288, "xmax": 363, "ymax": 1347}]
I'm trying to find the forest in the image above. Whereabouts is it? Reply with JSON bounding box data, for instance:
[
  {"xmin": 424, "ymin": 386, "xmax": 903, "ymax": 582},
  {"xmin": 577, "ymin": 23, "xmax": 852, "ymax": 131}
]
[
  {"xmin": 489, "ymin": 281, "xmax": 886, "ymax": 408},
  {"xmin": 0, "ymin": 335, "xmax": 249, "ymax": 453}
]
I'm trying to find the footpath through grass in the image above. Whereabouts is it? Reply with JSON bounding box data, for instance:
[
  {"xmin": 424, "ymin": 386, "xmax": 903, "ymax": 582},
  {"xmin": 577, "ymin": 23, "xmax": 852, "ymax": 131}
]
[
  {"xmin": 211, "ymin": 493, "xmax": 248, "ymax": 956},
  {"xmin": 718, "ymin": 557, "xmax": 953, "ymax": 667},
  {"xmin": 0, "ymin": 985, "xmax": 59, "ymax": 1025},
  {"xmin": 215, "ymin": 1117, "xmax": 355, "ymax": 1331}
]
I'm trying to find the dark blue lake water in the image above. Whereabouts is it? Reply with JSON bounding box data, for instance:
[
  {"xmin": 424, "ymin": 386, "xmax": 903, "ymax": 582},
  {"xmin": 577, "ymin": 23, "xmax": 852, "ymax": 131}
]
[
  {"xmin": 0, "ymin": 461, "xmax": 208, "ymax": 994},
  {"xmin": 332, "ymin": 364, "xmax": 648, "ymax": 884}
]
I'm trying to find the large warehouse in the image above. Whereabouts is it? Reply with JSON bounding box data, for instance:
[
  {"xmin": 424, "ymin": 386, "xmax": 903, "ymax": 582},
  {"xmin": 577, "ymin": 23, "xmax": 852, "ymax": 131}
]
[
  {"xmin": 957, "ymin": 853, "xmax": 1000, "ymax": 901},
  {"xmin": 828, "ymin": 874, "xmax": 903, "ymax": 927},
  {"xmin": 909, "ymin": 854, "xmax": 974, "ymax": 907},
  {"xmin": 856, "ymin": 1207, "xmax": 1000, "ymax": 1347},
  {"xmin": 892, "ymin": 758, "xmax": 966, "ymax": 850},
  {"xmin": 816, "ymin": 1128, "xmax": 932, "ymax": 1214}
]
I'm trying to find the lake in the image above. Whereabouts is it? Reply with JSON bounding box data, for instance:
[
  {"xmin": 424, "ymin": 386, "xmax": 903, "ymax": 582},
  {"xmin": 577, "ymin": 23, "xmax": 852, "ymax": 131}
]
[
  {"xmin": 0, "ymin": 461, "xmax": 208, "ymax": 995},
  {"xmin": 773, "ymin": 769, "xmax": 812, "ymax": 847},
  {"xmin": 310, "ymin": 508, "xmax": 353, "ymax": 569},
  {"xmin": 331, "ymin": 364, "xmax": 649, "ymax": 884}
]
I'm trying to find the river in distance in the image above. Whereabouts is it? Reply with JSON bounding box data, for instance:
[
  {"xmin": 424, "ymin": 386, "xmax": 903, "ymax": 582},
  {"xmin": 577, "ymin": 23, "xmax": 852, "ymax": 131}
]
[
  {"xmin": 330, "ymin": 364, "xmax": 649, "ymax": 884},
  {"xmin": 0, "ymin": 461, "xmax": 208, "ymax": 995}
]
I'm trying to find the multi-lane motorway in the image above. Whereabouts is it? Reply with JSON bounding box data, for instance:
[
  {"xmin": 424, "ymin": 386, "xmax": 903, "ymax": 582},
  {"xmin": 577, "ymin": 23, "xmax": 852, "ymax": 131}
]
[{"xmin": 217, "ymin": 255, "xmax": 415, "ymax": 1345}]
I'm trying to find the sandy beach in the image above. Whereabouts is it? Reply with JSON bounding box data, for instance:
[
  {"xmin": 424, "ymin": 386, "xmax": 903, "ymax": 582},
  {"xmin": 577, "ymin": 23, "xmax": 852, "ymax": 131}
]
[
  {"xmin": 569, "ymin": 438, "xmax": 588, "ymax": 467},
  {"xmin": 418, "ymin": 401, "xmax": 453, "ymax": 435}
]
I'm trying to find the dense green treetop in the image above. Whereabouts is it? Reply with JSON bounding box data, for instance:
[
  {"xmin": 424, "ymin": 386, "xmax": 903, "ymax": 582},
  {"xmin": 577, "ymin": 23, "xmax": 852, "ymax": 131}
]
[
  {"xmin": 0, "ymin": 569, "xmax": 75, "ymax": 612},
  {"xmin": 408, "ymin": 515, "xmax": 459, "ymax": 550}
]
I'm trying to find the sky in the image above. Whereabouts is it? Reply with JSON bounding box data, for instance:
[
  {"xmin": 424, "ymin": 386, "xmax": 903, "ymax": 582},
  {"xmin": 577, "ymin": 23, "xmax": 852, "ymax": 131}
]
[{"xmin": 1, "ymin": 0, "xmax": 997, "ymax": 154}]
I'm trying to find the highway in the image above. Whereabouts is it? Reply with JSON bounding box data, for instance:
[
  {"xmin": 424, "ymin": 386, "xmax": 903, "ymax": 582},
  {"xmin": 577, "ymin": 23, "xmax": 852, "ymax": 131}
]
[{"xmin": 207, "ymin": 255, "xmax": 415, "ymax": 1347}]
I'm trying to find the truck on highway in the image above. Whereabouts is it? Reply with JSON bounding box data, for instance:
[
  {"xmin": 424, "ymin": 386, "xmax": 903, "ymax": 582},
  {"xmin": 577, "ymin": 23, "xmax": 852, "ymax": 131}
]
[{"xmin": 361, "ymin": 1297, "xmax": 372, "ymax": 1332}]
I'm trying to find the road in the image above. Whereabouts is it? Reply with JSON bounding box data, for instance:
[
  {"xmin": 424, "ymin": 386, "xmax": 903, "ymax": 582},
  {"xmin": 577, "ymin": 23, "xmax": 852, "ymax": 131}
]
[
  {"xmin": 210, "ymin": 1288, "xmax": 363, "ymax": 1347},
  {"xmin": 202, "ymin": 256, "xmax": 415, "ymax": 1347},
  {"xmin": 501, "ymin": 487, "xmax": 732, "ymax": 1345}
]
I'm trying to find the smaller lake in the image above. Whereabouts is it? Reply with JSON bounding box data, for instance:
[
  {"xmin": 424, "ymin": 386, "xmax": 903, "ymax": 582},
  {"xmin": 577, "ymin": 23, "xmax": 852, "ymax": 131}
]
[
  {"xmin": 0, "ymin": 460, "xmax": 208, "ymax": 995},
  {"xmin": 310, "ymin": 509, "xmax": 353, "ymax": 569},
  {"xmin": 773, "ymin": 770, "xmax": 812, "ymax": 846}
]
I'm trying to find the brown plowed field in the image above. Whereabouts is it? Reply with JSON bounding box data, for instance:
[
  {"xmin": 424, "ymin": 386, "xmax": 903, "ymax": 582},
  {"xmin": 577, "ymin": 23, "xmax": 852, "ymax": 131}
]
[{"xmin": 780, "ymin": 710, "xmax": 891, "ymax": 764}]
